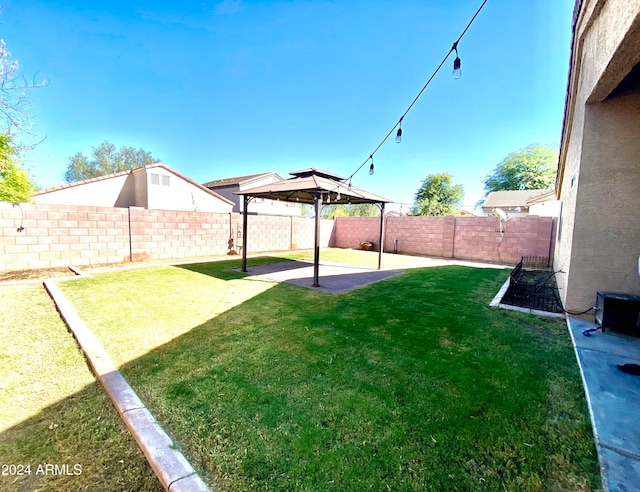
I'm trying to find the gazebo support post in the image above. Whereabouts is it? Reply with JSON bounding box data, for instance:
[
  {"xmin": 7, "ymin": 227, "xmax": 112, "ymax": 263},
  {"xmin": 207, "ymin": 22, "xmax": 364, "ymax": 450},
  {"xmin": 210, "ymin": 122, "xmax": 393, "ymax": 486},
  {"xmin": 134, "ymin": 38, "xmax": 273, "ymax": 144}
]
[
  {"xmin": 241, "ymin": 194, "xmax": 249, "ymax": 272},
  {"xmin": 378, "ymin": 202, "xmax": 385, "ymax": 270},
  {"xmin": 312, "ymin": 192, "xmax": 323, "ymax": 287}
]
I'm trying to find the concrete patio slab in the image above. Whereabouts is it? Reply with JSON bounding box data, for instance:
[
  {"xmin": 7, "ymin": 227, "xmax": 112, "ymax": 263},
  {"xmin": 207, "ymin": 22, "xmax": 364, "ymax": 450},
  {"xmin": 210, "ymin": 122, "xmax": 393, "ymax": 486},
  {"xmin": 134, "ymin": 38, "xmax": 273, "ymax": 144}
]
[
  {"xmin": 568, "ymin": 317, "xmax": 640, "ymax": 492},
  {"xmin": 239, "ymin": 260, "xmax": 403, "ymax": 294}
]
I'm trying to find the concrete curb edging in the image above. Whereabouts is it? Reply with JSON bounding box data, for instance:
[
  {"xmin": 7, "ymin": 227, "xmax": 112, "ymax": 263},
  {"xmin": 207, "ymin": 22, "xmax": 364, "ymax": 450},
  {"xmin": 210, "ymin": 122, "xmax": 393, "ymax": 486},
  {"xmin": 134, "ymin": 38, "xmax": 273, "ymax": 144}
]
[
  {"xmin": 43, "ymin": 279, "xmax": 213, "ymax": 492},
  {"xmin": 68, "ymin": 266, "xmax": 89, "ymax": 278},
  {"xmin": 489, "ymin": 278, "xmax": 511, "ymax": 307}
]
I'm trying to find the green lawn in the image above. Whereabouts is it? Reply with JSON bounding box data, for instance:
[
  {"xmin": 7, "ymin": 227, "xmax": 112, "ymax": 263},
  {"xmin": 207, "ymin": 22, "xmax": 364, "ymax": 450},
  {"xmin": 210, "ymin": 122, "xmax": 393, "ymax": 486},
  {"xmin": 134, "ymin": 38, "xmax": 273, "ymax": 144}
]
[
  {"xmin": 57, "ymin": 251, "xmax": 601, "ymax": 491},
  {"xmin": 0, "ymin": 285, "xmax": 161, "ymax": 491}
]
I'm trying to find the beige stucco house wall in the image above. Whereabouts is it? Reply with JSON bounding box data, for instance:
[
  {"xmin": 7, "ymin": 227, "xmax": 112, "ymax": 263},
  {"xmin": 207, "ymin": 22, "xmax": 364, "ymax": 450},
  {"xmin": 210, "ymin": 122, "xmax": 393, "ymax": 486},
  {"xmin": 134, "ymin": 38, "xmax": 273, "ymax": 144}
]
[
  {"xmin": 555, "ymin": 0, "xmax": 640, "ymax": 312},
  {"xmin": 34, "ymin": 163, "xmax": 234, "ymax": 213},
  {"xmin": 204, "ymin": 172, "xmax": 303, "ymax": 216}
]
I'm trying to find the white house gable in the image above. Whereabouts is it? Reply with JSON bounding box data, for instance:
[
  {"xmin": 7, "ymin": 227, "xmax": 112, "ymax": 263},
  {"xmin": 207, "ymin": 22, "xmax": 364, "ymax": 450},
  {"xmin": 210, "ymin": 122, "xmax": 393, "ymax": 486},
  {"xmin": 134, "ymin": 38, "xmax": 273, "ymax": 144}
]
[
  {"xmin": 34, "ymin": 163, "xmax": 234, "ymax": 213},
  {"xmin": 147, "ymin": 167, "xmax": 232, "ymax": 213},
  {"xmin": 34, "ymin": 172, "xmax": 131, "ymax": 207}
]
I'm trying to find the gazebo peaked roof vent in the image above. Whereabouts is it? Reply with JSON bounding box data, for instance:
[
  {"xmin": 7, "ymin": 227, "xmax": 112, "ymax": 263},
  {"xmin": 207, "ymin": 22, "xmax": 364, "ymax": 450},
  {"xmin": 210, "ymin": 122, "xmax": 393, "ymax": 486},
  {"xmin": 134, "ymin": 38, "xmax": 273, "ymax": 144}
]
[{"xmin": 289, "ymin": 168, "xmax": 347, "ymax": 182}]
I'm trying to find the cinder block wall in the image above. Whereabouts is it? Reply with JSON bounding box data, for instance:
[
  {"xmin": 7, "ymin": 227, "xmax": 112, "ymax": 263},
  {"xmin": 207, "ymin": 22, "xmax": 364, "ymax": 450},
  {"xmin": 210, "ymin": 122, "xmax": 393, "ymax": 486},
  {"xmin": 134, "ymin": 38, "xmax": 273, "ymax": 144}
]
[
  {"xmin": 291, "ymin": 217, "xmax": 334, "ymax": 250},
  {"xmin": 1, "ymin": 203, "xmax": 130, "ymax": 270},
  {"xmin": 334, "ymin": 217, "xmax": 381, "ymax": 250},
  {"xmin": 1, "ymin": 202, "xmax": 555, "ymax": 271},
  {"xmin": 451, "ymin": 216, "xmax": 555, "ymax": 264},
  {"xmin": 247, "ymin": 215, "xmax": 292, "ymax": 253},
  {"xmin": 335, "ymin": 215, "xmax": 556, "ymax": 265},
  {"xmin": 128, "ymin": 207, "xmax": 235, "ymax": 262},
  {"xmin": 385, "ymin": 216, "xmax": 453, "ymax": 257},
  {"xmin": 0, "ymin": 202, "xmax": 335, "ymax": 271}
]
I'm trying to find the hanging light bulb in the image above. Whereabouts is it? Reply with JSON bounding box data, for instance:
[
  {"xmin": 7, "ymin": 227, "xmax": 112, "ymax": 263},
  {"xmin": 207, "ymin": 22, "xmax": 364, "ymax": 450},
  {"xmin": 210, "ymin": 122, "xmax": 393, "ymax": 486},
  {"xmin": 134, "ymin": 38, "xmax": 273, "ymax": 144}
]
[
  {"xmin": 396, "ymin": 118, "xmax": 403, "ymax": 144},
  {"xmin": 337, "ymin": 191, "xmax": 341, "ymax": 201},
  {"xmin": 452, "ymin": 41, "xmax": 462, "ymax": 79},
  {"xmin": 453, "ymin": 57, "xmax": 461, "ymax": 79},
  {"xmin": 368, "ymin": 155, "xmax": 374, "ymax": 175}
]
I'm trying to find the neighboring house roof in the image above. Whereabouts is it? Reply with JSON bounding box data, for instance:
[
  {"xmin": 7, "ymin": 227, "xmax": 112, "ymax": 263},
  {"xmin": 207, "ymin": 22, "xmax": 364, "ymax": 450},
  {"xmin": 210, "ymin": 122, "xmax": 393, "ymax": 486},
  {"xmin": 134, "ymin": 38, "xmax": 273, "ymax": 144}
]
[
  {"xmin": 35, "ymin": 168, "xmax": 133, "ymax": 195},
  {"xmin": 202, "ymin": 173, "xmax": 271, "ymax": 188},
  {"xmin": 202, "ymin": 172, "xmax": 287, "ymax": 190},
  {"xmin": 482, "ymin": 189, "xmax": 553, "ymax": 210},
  {"xmin": 35, "ymin": 163, "xmax": 234, "ymax": 206},
  {"xmin": 526, "ymin": 189, "xmax": 556, "ymax": 206}
]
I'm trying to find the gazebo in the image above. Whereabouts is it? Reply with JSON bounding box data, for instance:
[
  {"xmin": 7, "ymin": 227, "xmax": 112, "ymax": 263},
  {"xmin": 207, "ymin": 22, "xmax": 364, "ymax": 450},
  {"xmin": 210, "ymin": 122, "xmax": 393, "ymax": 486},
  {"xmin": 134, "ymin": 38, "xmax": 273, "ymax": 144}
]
[{"xmin": 235, "ymin": 168, "xmax": 393, "ymax": 287}]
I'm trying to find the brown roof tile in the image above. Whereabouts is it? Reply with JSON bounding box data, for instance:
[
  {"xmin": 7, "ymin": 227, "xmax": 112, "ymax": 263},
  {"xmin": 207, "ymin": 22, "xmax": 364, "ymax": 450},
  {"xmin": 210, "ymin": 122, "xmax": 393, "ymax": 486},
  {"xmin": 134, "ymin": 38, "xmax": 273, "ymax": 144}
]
[{"xmin": 202, "ymin": 173, "xmax": 271, "ymax": 188}]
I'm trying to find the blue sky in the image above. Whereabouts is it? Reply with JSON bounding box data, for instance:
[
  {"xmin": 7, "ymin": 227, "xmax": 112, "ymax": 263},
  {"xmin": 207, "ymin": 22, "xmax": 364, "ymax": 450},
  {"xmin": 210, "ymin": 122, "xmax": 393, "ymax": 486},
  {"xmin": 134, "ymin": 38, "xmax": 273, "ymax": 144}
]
[{"xmin": 2, "ymin": 0, "xmax": 573, "ymax": 209}]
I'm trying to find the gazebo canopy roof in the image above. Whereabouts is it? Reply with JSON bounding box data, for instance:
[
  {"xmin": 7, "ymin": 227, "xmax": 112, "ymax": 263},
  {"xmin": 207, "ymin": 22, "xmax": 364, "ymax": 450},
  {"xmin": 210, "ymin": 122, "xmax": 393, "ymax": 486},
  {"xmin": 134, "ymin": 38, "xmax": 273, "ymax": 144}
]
[
  {"xmin": 237, "ymin": 168, "xmax": 390, "ymax": 284},
  {"xmin": 235, "ymin": 168, "xmax": 393, "ymax": 205}
]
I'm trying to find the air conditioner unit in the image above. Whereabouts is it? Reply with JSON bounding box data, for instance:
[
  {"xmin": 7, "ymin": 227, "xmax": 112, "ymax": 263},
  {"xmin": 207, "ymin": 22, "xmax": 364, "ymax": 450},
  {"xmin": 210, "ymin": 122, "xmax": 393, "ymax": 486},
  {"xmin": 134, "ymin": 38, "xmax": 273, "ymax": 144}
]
[{"xmin": 595, "ymin": 292, "xmax": 640, "ymax": 334}]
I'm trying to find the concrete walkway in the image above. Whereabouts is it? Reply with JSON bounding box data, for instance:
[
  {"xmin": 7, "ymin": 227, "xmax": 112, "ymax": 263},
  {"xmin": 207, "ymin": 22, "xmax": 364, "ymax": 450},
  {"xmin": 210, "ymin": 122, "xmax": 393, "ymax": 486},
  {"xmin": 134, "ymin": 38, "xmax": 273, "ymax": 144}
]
[{"xmin": 568, "ymin": 317, "xmax": 640, "ymax": 491}]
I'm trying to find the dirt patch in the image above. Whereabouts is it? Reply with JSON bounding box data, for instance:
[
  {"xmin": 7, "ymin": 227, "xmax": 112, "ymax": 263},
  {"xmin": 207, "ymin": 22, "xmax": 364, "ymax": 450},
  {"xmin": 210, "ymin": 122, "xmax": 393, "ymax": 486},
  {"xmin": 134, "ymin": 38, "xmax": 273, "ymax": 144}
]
[
  {"xmin": 0, "ymin": 267, "xmax": 77, "ymax": 282},
  {"xmin": 501, "ymin": 270, "xmax": 563, "ymax": 314}
]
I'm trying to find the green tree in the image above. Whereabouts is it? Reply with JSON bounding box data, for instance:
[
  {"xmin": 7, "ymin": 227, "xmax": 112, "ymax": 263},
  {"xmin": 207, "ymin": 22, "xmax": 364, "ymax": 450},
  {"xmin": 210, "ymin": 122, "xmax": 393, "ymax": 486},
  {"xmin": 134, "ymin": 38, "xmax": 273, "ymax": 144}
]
[
  {"xmin": 0, "ymin": 134, "xmax": 36, "ymax": 202},
  {"xmin": 483, "ymin": 144, "xmax": 557, "ymax": 194},
  {"xmin": 64, "ymin": 141, "xmax": 158, "ymax": 182},
  {"xmin": 411, "ymin": 173, "xmax": 464, "ymax": 216},
  {"xmin": 321, "ymin": 203, "xmax": 380, "ymax": 219}
]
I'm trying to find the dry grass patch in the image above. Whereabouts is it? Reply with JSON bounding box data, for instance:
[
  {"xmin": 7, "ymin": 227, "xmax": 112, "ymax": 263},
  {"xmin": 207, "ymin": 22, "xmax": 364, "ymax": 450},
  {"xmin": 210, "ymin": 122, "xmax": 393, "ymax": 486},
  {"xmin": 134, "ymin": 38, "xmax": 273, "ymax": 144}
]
[{"xmin": 0, "ymin": 285, "xmax": 160, "ymax": 491}]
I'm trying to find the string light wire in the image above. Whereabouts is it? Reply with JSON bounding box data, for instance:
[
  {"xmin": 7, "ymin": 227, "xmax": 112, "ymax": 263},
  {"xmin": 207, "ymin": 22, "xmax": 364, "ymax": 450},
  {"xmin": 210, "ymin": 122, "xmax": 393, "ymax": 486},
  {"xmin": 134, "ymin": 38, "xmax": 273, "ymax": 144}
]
[{"xmin": 344, "ymin": 0, "xmax": 488, "ymax": 185}]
